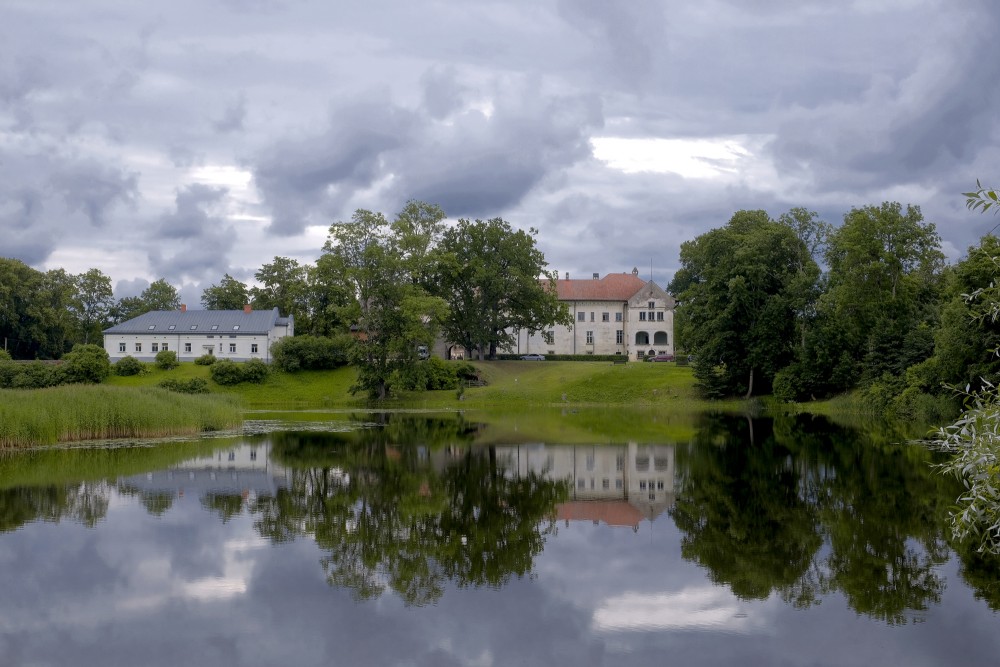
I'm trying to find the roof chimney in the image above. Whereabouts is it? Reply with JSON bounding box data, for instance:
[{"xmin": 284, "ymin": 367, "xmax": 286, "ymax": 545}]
[
  {"xmin": 565, "ymin": 272, "xmax": 569, "ymax": 280},
  {"xmin": 243, "ymin": 304, "xmax": 252, "ymax": 314},
  {"xmin": 180, "ymin": 304, "xmax": 186, "ymax": 312},
  {"xmin": 592, "ymin": 272, "xmax": 599, "ymax": 280}
]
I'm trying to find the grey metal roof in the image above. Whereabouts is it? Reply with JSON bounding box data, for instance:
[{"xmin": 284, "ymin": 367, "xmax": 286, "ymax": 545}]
[{"xmin": 103, "ymin": 307, "xmax": 290, "ymax": 335}]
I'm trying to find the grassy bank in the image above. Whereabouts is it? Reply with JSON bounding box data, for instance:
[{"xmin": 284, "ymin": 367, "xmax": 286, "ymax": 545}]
[{"xmin": 0, "ymin": 385, "xmax": 242, "ymax": 448}]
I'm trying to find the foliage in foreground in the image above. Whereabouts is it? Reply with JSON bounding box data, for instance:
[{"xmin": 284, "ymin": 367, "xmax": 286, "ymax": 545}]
[
  {"xmin": 0, "ymin": 385, "xmax": 242, "ymax": 447},
  {"xmin": 209, "ymin": 358, "xmax": 269, "ymax": 385}
]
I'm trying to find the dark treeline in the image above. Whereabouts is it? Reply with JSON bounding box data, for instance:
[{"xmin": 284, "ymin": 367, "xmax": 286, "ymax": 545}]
[{"xmin": 669, "ymin": 202, "xmax": 1000, "ymax": 418}]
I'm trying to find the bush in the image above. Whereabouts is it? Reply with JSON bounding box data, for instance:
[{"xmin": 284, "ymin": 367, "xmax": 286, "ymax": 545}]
[
  {"xmin": 114, "ymin": 356, "xmax": 147, "ymax": 377},
  {"xmin": 270, "ymin": 334, "xmax": 351, "ymax": 372},
  {"xmin": 158, "ymin": 378, "xmax": 209, "ymax": 394},
  {"xmin": 0, "ymin": 361, "xmax": 63, "ymax": 389},
  {"xmin": 399, "ymin": 358, "xmax": 480, "ymax": 391},
  {"xmin": 0, "ymin": 349, "xmax": 10, "ymax": 361},
  {"xmin": 242, "ymin": 358, "xmax": 269, "ymax": 384},
  {"xmin": 61, "ymin": 344, "xmax": 111, "ymax": 384},
  {"xmin": 194, "ymin": 354, "xmax": 217, "ymax": 366},
  {"xmin": 209, "ymin": 359, "xmax": 245, "ymax": 385},
  {"xmin": 155, "ymin": 349, "xmax": 179, "ymax": 370}
]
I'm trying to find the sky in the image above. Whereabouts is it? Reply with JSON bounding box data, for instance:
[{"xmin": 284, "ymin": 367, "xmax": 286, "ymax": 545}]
[{"xmin": 3, "ymin": 0, "xmax": 1000, "ymax": 307}]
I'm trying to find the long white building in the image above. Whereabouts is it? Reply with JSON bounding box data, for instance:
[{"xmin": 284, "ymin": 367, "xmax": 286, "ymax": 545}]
[
  {"xmin": 102, "ymin": 305, "xmax": 293, "ymax": 363},
  {"xmin": 504, "ymin": 268, "xmax": 676, "ymax": 361}
]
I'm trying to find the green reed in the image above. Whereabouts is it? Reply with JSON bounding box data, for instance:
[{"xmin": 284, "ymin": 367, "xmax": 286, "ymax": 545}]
[{"xmin": 0, "ymin": 385, "xmax": 243, "ymax": 448}]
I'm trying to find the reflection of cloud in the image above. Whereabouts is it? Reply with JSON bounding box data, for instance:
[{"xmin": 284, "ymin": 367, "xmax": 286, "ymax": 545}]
[{"xmin": 592, "ymin": 586, "xmax": 765, "ymax": 633}]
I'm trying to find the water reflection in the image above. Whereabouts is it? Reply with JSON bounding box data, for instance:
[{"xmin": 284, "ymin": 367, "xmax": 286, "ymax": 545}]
[{"xmin": 2, "ymin": 411, "xmax": 1000, "ymax": 666}]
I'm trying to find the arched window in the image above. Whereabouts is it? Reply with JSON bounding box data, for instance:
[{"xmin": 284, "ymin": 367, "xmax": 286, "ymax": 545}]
[
  {"xmin": 635, "ymin": 331, "xmax": 649, "ymax": 345},
  {"xmin": 654, "ymin": 331, "xmax": 668, "ymax": 345}
]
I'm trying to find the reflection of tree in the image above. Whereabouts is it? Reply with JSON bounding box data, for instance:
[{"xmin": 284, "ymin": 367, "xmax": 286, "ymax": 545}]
[
  {"xmin": 951, "ymin": 541, "xmax": 1000, "ymax": 611},
  {"xmin": 202, "ymin": 493, "xmax": 244, "ymax": 523},
  {"xmin": 251, "ymin": 425, "xmax": 567, "ymax": 606},
  {"xmin": 0, "ymin": 482, "xmax": 110, "ymax": 532},
  {"xmin": 670, "ymin": 415, "xmax": 822, "ymax": 601},
  {"xmin": 671, "ymin": 413, "xmax": 957, "ymax": 624}
]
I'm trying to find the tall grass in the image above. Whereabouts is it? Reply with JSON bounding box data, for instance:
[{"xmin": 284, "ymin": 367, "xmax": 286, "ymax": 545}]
[{"xmin": 0, "ymin": 385, "xmax": 242, "ymax": 448}]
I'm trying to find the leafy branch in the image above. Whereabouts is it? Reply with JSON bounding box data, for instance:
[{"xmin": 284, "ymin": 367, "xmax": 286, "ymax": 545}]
[{"xmin": 963, "ymin": 179, "xmax": 1000, "ymax": 215}]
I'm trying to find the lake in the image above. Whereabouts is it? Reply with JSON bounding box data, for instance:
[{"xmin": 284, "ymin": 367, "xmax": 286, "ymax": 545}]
[{"xmin": 1, "ymin": 410, "xmax": 998, "ymax": 666}]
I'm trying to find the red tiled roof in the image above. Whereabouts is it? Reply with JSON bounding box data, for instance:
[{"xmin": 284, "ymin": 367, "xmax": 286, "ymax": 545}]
[
  {"xmin": 557, "ymin": 501, "xmax": 643, "ymax": 528},
  {"xmin": 554, "ymin": 273, "xmax": 647, "ymax": 301}
]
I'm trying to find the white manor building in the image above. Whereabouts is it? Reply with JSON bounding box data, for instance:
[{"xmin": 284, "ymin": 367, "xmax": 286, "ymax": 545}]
[
  {"xmin": 102, "ymin": 305, "xmax": 293, "ymax": 363},
  {"xmin": 504, "ymin": 268, "xmax": 676, "ymax": 361}
]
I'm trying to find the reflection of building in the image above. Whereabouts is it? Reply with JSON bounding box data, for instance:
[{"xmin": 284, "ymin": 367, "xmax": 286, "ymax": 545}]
[
  {"xmin": 119, "ymin": 442, "xmax": 291, "ymax": 501},
  {"xmin": 496, "ymin": 443, "xmax": 675, "ymax": 527}
]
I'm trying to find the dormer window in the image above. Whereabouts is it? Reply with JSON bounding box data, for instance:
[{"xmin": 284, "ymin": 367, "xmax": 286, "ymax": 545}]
[
  {"xmin": 232, "ymin": 325, "xmax": 240, "ymax": 330},
  {"xmin": 190, "ymin": 325, "xmax": 197, "ymax": 330},
  {"xmin": 168, "ymin": 325, "xmax": 176, "ymax": 330},
  {"xmin": 211, "ymin": 325, "xmax": 219, "ymax": 330},
  {"xmin": 147, "ymin": 325, "xmax": 155, "ymax": 330}
]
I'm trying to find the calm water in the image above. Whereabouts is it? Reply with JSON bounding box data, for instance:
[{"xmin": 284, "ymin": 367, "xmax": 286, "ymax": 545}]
[{"xmin": 1, "ymin": 411, "xmax": 998, "ymax": 666}]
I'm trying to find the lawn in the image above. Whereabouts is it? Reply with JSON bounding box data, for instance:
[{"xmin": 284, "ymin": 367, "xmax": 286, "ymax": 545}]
[{"xmin": 107, "ymin": 359, "xmax": 703, "ymax": 410}]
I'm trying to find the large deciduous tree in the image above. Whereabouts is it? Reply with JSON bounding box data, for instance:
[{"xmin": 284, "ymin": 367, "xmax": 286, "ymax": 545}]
[
  {"xmin": 110, "ymin": 278, "xmax": 181, "ymax": 323},
  {"xmin": 72, "ymin": 268, "xmax": 114, "ymax": 344},
  {"xmin": 821, "ymin": 202, "xmax": 944, "ymax": 386},
  {"xmin": 251, "ymin": 256, "xmax": 311, "ymax": 328},
  {"xmin": 431, "ymin": 217, "xmax": 570, "ymax": 360},
  {"xmin": 322, "ymin": 205, "xmax": 447, "ymax": 400},
  {"xmin": 201, "ymin": 273, "xmax": 251, "ymax": 310},
  {"xmin": 669, "ymin": 210, "xmax": 818, "ymax": 398}
]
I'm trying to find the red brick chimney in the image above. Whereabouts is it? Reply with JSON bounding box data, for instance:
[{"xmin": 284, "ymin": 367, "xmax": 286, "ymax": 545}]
[
  {"xmin": 180, "ymin": 304, "xmax": 187, "ymax": 312},
  {"xmin": 243, "ymin": 304, "xmax": 252, "ymax": 314}
]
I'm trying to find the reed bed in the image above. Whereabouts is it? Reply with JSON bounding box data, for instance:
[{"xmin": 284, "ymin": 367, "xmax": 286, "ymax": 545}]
[{"xmin": 0, "ymin": 385, "xmax": 243, "ymax": 448}]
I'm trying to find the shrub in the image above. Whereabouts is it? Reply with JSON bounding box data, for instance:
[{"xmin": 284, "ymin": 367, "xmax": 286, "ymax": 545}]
[
  {"xmin": 242, "ymin": 358, "xmax": 269, "ymax": 384},
  {"xmin": 270, "ymin": 334, "xmax": 350, "ymax": 372},
  {"xmin": 155, "ymin": 349, "xmax": 179, "ymax": 370},
  {"xmin": 1, "ymin": 361, "xmax": 62, "ymax": 389},
  {"xmin": 114, "ymin": 356, "xmax": 147, "ymax": 377},
  {"xmin": 0, "ymin": 349, "xmax": 10, "ymax": 361},
  {"xmin": 158, "ymin": 378, "xmax": 209, "ymax": 394},
  {"xmin": 61, "ymin": 344, "xmax": 111, "ymax": 384},
  {"xmin": 195, "ymin": 353, "xmax": 217, "ymax": 366},
  {"xmin": 209, "ymin": 359, "xmax": 245, "ymax": 385},
  {"xmin": 399, "ymin": 358, "xmax": 479, "ymax": 391}
]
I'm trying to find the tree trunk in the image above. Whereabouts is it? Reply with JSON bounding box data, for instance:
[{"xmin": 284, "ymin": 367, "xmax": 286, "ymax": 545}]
[{"xmin": 745, "ymin": 367, "xmax": 754, "ymax": 400}]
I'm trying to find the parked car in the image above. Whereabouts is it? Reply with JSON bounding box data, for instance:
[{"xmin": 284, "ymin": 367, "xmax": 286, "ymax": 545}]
[
  {"xmin": 520, "ymin": 354, "xmax": 545, "ymax": 361},
  {"xmin": 647, "ymin": 353, "xmax": 674, "ymax": 362}
]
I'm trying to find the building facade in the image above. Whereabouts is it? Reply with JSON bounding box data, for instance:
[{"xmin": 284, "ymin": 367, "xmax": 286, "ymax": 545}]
[
  {"xmin": 504, "ymin": 268, "xmax": 676, "ymax": 361},
  {"xmin": 102, "ymin": 305, "xmax": 293, "ymax": 363}
]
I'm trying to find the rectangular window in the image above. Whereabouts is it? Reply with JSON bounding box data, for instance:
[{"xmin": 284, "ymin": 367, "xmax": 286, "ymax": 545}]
[
  {"xmin": 251, "ymin": 343, "xmax": 258, "ymax": 354},
  {"xmin": 616, "ymin": 479, "xmax": 623, "ymax": 490},
  {"xmin": 639, "ymin": 480, "xmax": 647, "ymax": 490},
  {"xmin": 590, "ymin": 312, "xmax": 594, "ymax": 322},
  {"xmin": 184, "ymin": 343, "xmax": 192, "ymax": 353},
  {"xmin": 657, "ymin": 480, "xmax": 665, "ymax": 490},
  {"xmin": 616, "ymin": 330, "xmax": 624, "ymax": 344},
  {"xmin": 602, "ymin": 312, "xmax": 609, "ymax": 322},
  {"xmin": 135, "ymin": 343, "xmax": 142, "ymax": 352},
  {"xmin": 542, "ymin": 331, "xmax": 554, "ymax": 345},
  {"xmin": 657, "ymin": 311, "xmax": 664, "ymax": 321},
  {"xmin": 119, "ymin": 343, "xmax": 126, "ymax": 353},
  {"xmin": 586, "ymin": 331, "xmax": 594, "ymax": 344},
  {"xmin": 229, "ymin": 343, "xmax": 236, "ymax": 353},
  {"xmin": 578, "ymin": 479, "xmax": 585, "ymax": 489},
  {"xmin": 577, "ymin": 312, "xmax": 585, "ymax": 322},
  {"xmin": 615, "ymin": 312, "xmax": 622, "ymax": 322},
  {"xmin": 640, "ymin": 312, "xmax": 647, "ymax": 321},
  {"xmin": 162, "ymin": 343, "xmax": 168, "ymax": 351},
  {"xmin": 648, "ymin": 301, "xmax": 655, "ymax": 309},
  {"xmin": 151, "ymin": 343, "xmax": 159, "ymax": 353},
  {"xmin": 602, "ymin": 479, "xmax": 610, "ymax": 490}
]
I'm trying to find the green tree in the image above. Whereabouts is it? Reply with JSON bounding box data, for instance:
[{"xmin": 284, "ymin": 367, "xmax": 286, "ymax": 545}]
[
  {"xmin": 431, "ymin": 217, "xmax": 570, "ymax": 360},
  {"xmin": 110, "ymin": 278, "xmax": 181, "ymax": 323},
  {"xmin": 822, "ymin": 202, "xmax": 944, "ymax": 386},
  {"xmin": 669, "ymin": 210, "xmax": 818, "ymax": 397},
  {"xmin": 72, "ymin": 268, "xmax": 114, "ymax": 344},
  {"xmin": 201, "ymin": 273, "xmax": 251, "ymax": 310},
  {"xmin": 322, "ymin": 206, "xmax": 447, "ymax": 400},
  {"xmin": 251, "ymin": 257, "xmax": 310, "ymax": 328}
]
